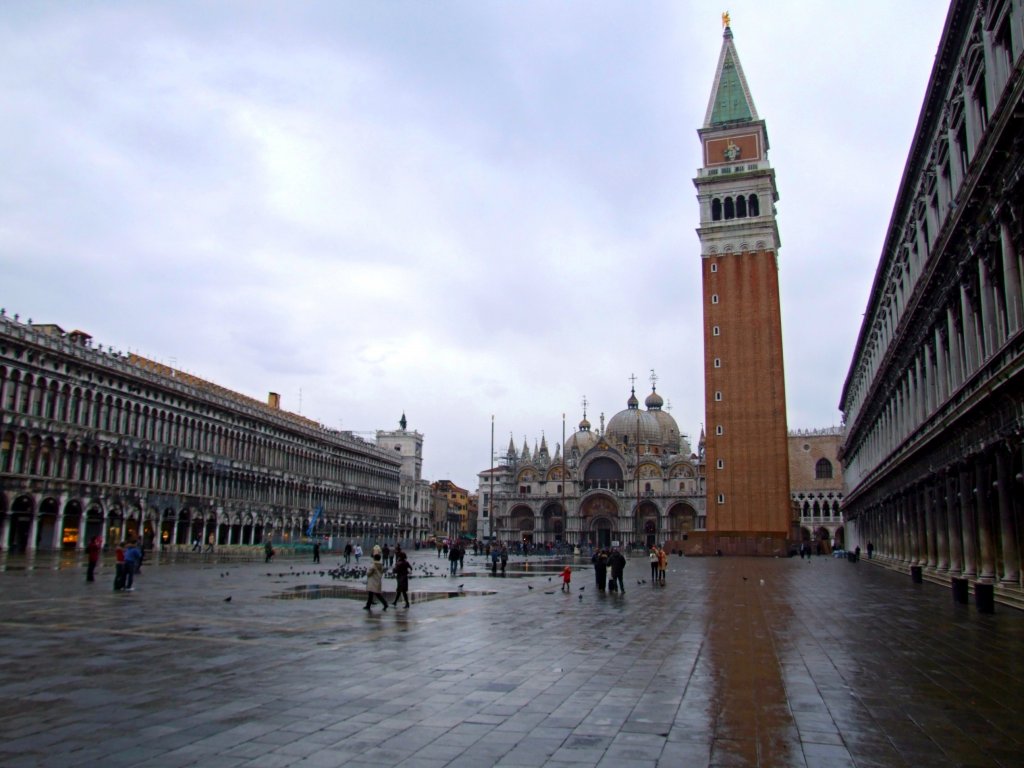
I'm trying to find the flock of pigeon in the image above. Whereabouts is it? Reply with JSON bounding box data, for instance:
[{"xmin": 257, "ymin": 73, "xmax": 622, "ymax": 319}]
[
  {"xmin": 218, "ymin": 559, "xmax": 722, "ymax": 603},
  {"xmin": 251, "ymin": 561, "xmax": 453, "ymax": 582}
]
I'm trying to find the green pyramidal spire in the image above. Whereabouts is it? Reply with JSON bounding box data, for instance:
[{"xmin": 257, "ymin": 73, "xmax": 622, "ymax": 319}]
[{"xmin": 704, "ymin": 25, "xmax": 758, "ymax": 128}]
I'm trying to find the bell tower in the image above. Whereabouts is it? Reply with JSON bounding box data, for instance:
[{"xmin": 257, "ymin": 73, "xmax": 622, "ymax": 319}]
[{"xmin": 694, "ymin": 19, "xmax": 792, "ymax": 555}]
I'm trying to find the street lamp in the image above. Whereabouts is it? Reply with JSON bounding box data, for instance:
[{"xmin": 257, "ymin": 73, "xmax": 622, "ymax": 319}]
[{"xmin": 489, "ymin": 415, "xmax": 495, "ymax": 547}]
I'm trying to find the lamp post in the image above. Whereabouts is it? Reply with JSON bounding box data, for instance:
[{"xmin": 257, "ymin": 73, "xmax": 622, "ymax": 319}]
[
  {"xmin": 561, "ymin": 412, "xmax": 566, "ymax": 553},
  {"xmin": 489, "ymin": 415, "xmax": 495, "ymax": 547}
]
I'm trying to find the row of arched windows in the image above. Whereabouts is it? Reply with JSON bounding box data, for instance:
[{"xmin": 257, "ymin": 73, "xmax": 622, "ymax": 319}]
[
  {"xmin": 800, "ymin": 499, "xmax": 841, "ymax": 518},
  {"xmin": 0, "ymin": 365, "xmax": 398, "ymax": 493},
  {"xmin": 0, "ymin": 430, "xmax": 398, "ymax": 518},
  {"xmin": 711, "ymin": 194, "xmax": 760, "ymax": 221}
]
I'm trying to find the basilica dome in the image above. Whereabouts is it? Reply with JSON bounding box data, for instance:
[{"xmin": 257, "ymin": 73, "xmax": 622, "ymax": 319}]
[
  {"xmin": 606, "ymin": 389, "xmax": 662, "ymax": 447},
  {"xmin": 645, "ymin": 387, "xmax": 681, "ymax": 452},
  {"xmin": 566, "ymin": 413, "xmax": 599, "ymax": 456}
]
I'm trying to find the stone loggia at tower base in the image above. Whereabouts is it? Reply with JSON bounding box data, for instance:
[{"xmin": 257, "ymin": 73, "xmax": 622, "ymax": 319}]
[{"xmin": 667, "ymin": 530, "xmax": 792, "ymax": 557}]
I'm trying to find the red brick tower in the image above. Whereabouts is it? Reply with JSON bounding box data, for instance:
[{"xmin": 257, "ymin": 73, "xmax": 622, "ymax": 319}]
[{"xmin": 694, "ymin": 21, "xmax": 792, "ymax": 555}]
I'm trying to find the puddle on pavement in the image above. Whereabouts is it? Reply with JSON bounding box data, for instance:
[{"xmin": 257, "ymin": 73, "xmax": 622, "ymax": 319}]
[{"xmin": 269, "ymin": 585, "xmax": 496, "ymax": 602}]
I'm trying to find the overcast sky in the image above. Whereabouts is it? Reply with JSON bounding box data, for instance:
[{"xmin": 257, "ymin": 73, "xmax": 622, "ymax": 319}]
[{"xmin": 1, "ymin": 1, "xmax": 949, "ymax": 489}]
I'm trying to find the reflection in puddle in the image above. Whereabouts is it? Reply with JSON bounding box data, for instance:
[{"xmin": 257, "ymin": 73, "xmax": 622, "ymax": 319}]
[{"xmin": 269, "ymin": 585, "xmax": 497, "ymax": 602}]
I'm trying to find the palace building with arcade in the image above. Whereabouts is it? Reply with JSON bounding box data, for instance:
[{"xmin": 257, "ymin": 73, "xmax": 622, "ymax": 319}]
[
  {"xmin": 0, "ymin": 312, "xmax": 412, "ymax": 553},
  {"xmin": 840, "ymin": 0, "xmax": 1024, "ymax": 600}
]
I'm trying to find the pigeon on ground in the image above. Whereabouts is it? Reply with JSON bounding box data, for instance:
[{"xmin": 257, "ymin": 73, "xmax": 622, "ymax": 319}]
[
  {"xmin": 578, "ymin": 594, "xmax": 583, "ymax": 601},
  {"xmin": 224, "ymin": 596, "xmax": 232, "ymax": 602},
  {"xmin": 528, "ymin": 585, "xmax": 534, "ymax": 590}
]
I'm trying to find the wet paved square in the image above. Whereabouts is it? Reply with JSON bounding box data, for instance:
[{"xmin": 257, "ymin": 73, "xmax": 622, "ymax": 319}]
[{"xmin": 1, "ymin": 550, "xmax": 1022, "ymax": 767}]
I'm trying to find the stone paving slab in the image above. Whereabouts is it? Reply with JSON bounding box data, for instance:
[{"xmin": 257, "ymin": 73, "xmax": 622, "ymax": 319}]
[{"xmin": 0, "ymin": 550, "xmax": 1023, "ymax": 767}]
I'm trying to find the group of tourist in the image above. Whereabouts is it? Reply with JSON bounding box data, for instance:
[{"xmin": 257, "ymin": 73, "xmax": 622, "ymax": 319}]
[
  {"xmin": 113, "ymin": 539, "xmax": 143, "ymax": 591},
  {"xmin": 364, "ymin": 541, "xmax": 412, "ymax": 610},
  {"xmin": 83, "ymin": 536, "xmax": 145, "ymax": 592},
  {"xmin": 648, "ymin": 545, "xmax": 668, "ymax": 585},
  {"xmin": 590, "ymin": 547, "xmax": 628, "ymax": 592},
  {"xmin": 342, "ymin": 541, "xmax": 364, "ymax": 563}
]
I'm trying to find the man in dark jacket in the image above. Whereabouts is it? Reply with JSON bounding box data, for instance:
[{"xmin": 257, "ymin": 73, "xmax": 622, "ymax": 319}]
[
  {"xmin": 592, "ymin": 549, "xmax": 608, "ymax": 592},
  {"xmin": 608, "ymin": 548, "xmax": 626, "ymax": 593}
]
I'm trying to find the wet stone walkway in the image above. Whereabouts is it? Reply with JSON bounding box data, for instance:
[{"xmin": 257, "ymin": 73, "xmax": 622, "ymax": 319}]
[{"xmin": 0, "ymin": 550, "xmax": 1022, "ymax": 767}]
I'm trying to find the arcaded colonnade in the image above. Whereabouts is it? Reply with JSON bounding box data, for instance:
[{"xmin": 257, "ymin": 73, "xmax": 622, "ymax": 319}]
[
  {"xmin": 841, "ymin": 1, "xmax": 1024, "ymax": 597},
  {"xmin": 852, "ymin": 442, "xmax": 1022, "ymax": 586}
]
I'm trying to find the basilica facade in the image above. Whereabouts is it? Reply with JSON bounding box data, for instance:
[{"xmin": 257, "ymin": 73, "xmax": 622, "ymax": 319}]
[{"xmin": 479, "ymin": 384, "xmax": 706, "ymax": 551}]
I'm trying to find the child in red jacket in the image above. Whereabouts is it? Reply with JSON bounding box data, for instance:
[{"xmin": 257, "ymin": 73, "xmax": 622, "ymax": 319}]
[{"xmin": 561, "ymin": 565, "xmax": 572, "ymax": 592}]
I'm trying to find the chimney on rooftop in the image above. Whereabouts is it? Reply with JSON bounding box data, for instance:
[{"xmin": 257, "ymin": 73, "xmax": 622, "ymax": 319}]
[{"xmin": 268, "ymin": 392, "xmax": 281, "ymax": 409}]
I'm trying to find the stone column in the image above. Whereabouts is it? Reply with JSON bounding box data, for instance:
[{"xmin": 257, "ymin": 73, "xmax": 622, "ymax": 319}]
[
  {"xmin": 935, "ymin": 474, "xmax": 949, "ymax": 571},
  {"xmin": 0, "ymin": 514, "xmax": 11, "ymax": 553},
  {"xmin": 910, "ymin": 491, "xmax": 921, "ymax": 564},
  {"xmin": 996, "ymin": 445, "xmax": 1020, "ymax": 584},
  {"xmin": 960, "ymin": 283, "xmax": 978, "ymax": 374},
  {"xmin": 1001, "ymin": 219, "xmax": 1022, "ymax": 334},
  {"xmin": 948, "ymin": 306, "xmax": 964, "ymax": 388},
  {"xmin": 925, "ymin": 481, "xmax": 938, "ymax": 569},
  {"xmin": 960, "ymin": 464, "xmax": 977, "ymax": 577},
  {"xmin": 51, "ymin": 508, "xmax": 65, "ymax": 552},
  {"xmin": 27, "ymin": 506, "xmax": 40, "ymax": 553},
  {"xmin": 977, "ymin": 256, "xmax": 997, "ymax": 358},
  {"xmin": 891, "ymin": 497, "xmax": 901, "ymax": 561},
  {"xmin": 77, "ymin": 508, "xmax": 88, "ymax": 552},
  {"xmin": 934, "ymin": 327, "xmax": 948, "ymax": 404},
  {"xmin": 901, "ymin": 493, "xmax": 912, "ymax": 563},
  {"xmin": 945, "ymin": 471, "xmax": 962, "ymax": 573},
  {"xmin": 976, "ymin": 458, "xmax": 997, "ymax": 582}
]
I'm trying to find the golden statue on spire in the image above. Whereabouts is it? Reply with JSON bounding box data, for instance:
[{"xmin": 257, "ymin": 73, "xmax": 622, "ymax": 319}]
[{"xmin": 722, "ymin": 11, "xmax": 731, "ymax": 29}]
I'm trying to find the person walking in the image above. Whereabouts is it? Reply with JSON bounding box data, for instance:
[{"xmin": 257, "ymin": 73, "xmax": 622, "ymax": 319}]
[
  {"xmin": 448, "ymin": 542, "xmax": 460, "ymax": 576},
  {"xmin": 608, "ymin": 548, "xmax": 626, "ymax": 594},
  {"xmin": 649, "ymin": 547, "xmax": 659, "ymax": 584},
  {"xmin": 592, "ymin": 548, "xmax": 608, "ymax": 592},
  {"xmin": 123, "ymin": 540, "xmax": 141, "ymax": 591},
  {"xmin": 354, "ymin": 544, "xmax": 362, "ymax": 563},
  {"xmin": 499, "ymin": 545, "xmax": 508, "ymax": 575},
  {"xmin": 657, "ymin": 546, "xmax": 668, "ymax": 586},
  {"xmin": 113, "ymin": 541, "xmax": 126, "ymax": 591},
  {"xmin": 264, "ymin": 537, "xmax": 275, "ymax": 563},
  {"xmin": 312, "ymin": 540, "xmax": 321, "ymax": 564},
  {"xmin": 392, "ymin": 552, "xmax": 412, "ymax": 608},
  {"xmin": 344, "ymin": 541, "xmax": 353, "ymax": 564},
  {"xmin": 86, "ymin": 536, "xmax": 101, "ymax": 583},
  {"xmin": 381, "ymin": 543, "xmax": 390, "ymax": 568},
  {"xmin": 364, "ymin": 554, "xmax": 388, "ymax": 611},
  {"xmin": 205, "ymin": 533, "xmax": 215, "ymax": 554},
  {"xmin": 491, "ymin": 546, "xmax": 500, "ymax": 575}
]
